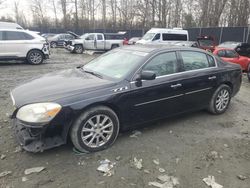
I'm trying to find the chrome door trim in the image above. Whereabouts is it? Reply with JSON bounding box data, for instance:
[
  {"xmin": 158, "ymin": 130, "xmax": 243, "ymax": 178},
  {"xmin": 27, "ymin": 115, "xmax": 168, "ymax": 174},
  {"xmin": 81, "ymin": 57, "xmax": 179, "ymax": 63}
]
[{"xmin": 134, "ymin": 94, "xmax": 184, "ymax": 107}]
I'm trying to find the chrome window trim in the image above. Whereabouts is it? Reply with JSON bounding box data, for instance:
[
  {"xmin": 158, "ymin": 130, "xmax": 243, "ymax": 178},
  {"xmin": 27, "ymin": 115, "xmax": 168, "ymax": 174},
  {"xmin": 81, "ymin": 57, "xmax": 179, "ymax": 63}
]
[{"xmin": 131, "ymin": 49, "xmax": 218, "ymax": 82}]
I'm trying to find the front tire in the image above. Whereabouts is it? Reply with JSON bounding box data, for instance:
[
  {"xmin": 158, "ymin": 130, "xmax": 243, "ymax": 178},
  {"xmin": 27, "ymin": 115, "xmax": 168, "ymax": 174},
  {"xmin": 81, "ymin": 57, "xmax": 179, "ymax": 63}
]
[
  {"xmin": 26, "ymin": 50, "xmax": 44, "ymax": 65},
  {"xmin": 70, "ymin": 106, "xmax": 120, "ymax": 153},
  {"xmin": 208, "ymin": 84, "xmax": 231, "ymax": 114},
  {"xmin": 50, "ymin": 42, "xmax": 57, "ymax": 48},
  {"xmin": 247, "ymin": 63, "xmax": 250, "ymax": 82},
  {"xmin": 74, "ymin": 44, "xmax": 83, "ymax": 54}
]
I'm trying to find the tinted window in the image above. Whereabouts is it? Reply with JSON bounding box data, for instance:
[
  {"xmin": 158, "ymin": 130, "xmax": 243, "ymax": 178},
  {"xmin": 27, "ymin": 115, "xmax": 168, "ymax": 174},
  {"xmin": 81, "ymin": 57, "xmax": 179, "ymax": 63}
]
[
  {"xmin": 181, "ymin": 51, "xmax": 209, "ymax": 71},
  {"xmin": 226, "ymin": 50, "xmax": 238, "ymax": 58},
  {"xmin": 152, "ymin": 33, "xmax": 160, "ymax": 41},
  {"xmin": 4, "ymin": 31, "xmax": 32, "ymax": 40},
  {"xmin": 162, "ymin": 34, "xmax": 187, "ymax": 41},
  {"xmin": 207, "ymin": 55, "xmax": 216, "ymax": 67},
  {"xmin": 105, "ymin": 34, "xmax": 124, "ymax": 40},
  {"xmin": 97, "ymin": 34, "xmax": 103, "ymax": 40},
  {"xmin": 143, "ymin": 52, "xmax": 178, "ymax": 77},
  {"xmin": 0, "ymin": 31, "xmax": 3, "ymax": 40},
  {"xmin": 217, "ymin": 50, "xmax": 226, "ymax": 57}
]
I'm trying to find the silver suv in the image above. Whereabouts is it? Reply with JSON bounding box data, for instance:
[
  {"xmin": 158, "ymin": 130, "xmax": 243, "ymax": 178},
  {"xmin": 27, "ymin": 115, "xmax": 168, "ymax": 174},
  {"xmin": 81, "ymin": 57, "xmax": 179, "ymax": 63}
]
[{"xmin": 0, "ymin": 29, "xmax": 50, "ymax": 64}]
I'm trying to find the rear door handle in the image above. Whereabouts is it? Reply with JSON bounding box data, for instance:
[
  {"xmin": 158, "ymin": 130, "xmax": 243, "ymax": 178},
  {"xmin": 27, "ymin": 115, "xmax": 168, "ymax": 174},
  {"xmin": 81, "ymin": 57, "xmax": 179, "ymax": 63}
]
[
  {"xmin": 208, "ymin": 76, "xmax": 217, "ymax": 80},
  {"xmin": 171, "ymin": 83, "xmax": 182, "ymax": 88}
]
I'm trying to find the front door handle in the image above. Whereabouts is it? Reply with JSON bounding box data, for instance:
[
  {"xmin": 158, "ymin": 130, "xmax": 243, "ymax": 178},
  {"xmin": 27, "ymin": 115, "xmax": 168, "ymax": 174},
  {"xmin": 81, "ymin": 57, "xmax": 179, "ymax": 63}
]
[
  {"xmin": 208, "ymin": 76, "xmax": 217, "ymax": 80},
  {"xmin": 171, "ymin": 83, "xmax": 182, "ymax": 88}
]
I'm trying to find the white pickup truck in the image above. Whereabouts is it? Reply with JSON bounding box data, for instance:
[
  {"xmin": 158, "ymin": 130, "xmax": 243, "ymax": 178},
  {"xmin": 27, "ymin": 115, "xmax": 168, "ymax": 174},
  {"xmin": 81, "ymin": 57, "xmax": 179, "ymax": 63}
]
[{"xmin": 65, "ymin": 33, "xmax": 125, "ymax": 54}]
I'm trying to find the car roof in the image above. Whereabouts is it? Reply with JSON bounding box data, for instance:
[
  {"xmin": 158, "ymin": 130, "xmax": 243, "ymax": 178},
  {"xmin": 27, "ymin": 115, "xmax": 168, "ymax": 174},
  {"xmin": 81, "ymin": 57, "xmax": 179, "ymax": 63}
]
[{"xmin": 120, "ymin": 44, "xmax": 205, "ymax": 53}]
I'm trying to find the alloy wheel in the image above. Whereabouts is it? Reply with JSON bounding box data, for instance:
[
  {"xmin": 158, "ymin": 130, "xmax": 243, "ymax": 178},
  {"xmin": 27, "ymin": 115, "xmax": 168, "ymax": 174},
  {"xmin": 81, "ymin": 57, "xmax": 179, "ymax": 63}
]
[
  {"xmin": 81, "ymin": 114, "xmax": 114, "ymax": 148},
  {"xmin": 30, "ymin": 52, "xmax": 43, "ymax": 64},
  {"xmin": 215, "ymin": 89, "xmax": 230, "ymax": 111}
]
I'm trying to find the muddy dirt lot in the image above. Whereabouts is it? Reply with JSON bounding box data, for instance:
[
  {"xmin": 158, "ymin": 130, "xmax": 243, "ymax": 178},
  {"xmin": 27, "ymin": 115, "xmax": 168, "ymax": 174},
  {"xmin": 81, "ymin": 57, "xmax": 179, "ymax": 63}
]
[{"xmin": 0, "ymin": 49, "xmax": 250, "ymax": 188}]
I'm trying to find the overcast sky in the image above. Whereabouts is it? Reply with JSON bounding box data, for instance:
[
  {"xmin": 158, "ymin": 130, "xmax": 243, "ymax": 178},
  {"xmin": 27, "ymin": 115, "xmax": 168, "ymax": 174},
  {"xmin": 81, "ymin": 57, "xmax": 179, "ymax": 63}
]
[{"xmin": 0, "ymin": 0, "xmax": 28, "ymax": 18}]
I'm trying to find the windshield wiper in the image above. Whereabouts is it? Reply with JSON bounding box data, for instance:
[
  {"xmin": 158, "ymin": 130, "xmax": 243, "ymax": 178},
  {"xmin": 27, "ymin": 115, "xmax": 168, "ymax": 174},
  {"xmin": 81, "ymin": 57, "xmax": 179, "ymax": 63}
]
[{"xmin": 79, "ymin": 67, "xmax": 103, "ymax": 79}]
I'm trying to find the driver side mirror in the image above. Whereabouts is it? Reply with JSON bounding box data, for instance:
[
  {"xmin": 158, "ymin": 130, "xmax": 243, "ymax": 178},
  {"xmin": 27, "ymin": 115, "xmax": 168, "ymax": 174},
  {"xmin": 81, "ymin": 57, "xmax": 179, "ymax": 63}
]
[
  {"xmin": 140, "ymin": 70, "xmax": 156, "ymax": 80},
  {"xmin": 135, "ymin": 71, "xmax": 156, "ymax": 87}
]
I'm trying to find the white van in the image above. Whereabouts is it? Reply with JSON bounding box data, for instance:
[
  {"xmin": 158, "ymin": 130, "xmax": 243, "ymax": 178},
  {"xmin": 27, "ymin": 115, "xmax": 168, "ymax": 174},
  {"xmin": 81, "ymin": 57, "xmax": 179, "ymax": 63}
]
[
  {"xmin": 137, "ymin": 28, "xmax": 189, "ymax": 44},
  {"xmin": 0, "ymin": 22, "xmax": 23, "ymax": 30}
]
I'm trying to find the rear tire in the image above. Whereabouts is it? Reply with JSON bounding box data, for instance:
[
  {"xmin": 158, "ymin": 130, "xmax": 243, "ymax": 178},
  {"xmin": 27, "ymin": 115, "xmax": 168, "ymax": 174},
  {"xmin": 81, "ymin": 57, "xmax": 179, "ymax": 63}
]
[
  {"xmin": 70, "ymin": 106, "xmax": 120, "ymax": 153},
  {"xmin": 26, "ymin": 50, "xmax": 44, "ymax": 65},
  {"xmin": 74, "ymin": 44, "xmax": 83, "ymax": 54},
  {"xmin": 208, "ymin": 84, "xmax": 231, "ymax": 115}
]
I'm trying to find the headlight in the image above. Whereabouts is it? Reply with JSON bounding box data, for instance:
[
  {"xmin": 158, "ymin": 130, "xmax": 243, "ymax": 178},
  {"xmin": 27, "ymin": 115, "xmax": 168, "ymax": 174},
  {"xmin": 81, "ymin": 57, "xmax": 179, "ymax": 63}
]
[{"xmin": 16, "ymin": 103, "xmax": 61, "ymax": 123}]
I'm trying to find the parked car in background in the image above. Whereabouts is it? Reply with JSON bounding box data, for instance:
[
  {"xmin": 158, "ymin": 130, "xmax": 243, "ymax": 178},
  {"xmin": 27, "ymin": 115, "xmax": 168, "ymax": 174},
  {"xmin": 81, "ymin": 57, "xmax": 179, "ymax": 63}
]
[
  {"xmin": 0, "ymin": 29, "xmax": 50, "ymax": 64},
  {"xmin": 136, "ymin": 28, "xmax": 189, "ymax": 44},
  {"xmin": 213, "ymin": 48, "xmax": 250, "ymax": 81},
  {"xmin": 128, "ymin": 37, "xmax": 141, "ymax": 45},
  {"xmin": 41, "ymin": 33, "xmax": 56, "ymax": 41},
  {"xmin": 49, "ymin": 31, "xmax": 80, "ymax": 48},
  {"xmin": 197, "ymin": 36, "xmax": 217, "ymax": 52},
  {"xmin": 10, "ymin": 46, "xmax": 242, "ymax": 152},
  {"xmin": 218, "ymin": 42, "xmax": 250, "ymax": 58},
  {"xmin": 166, "ymin": 41, "xmax": 200, "ymax": 48},
  {"xmin": 66, "ymin": 33, "xmax": 125, "ymax": 54},
  {"xmin": 0, "ymin": 21, "xmax": 23, "ymax": 30}
]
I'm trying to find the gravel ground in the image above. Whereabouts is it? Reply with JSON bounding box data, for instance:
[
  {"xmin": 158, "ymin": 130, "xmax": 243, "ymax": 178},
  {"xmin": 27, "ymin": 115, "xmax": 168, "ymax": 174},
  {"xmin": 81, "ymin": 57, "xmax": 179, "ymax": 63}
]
[{"xmin": 0, "ymin": 49, "xmax": 250, "ymax": 188}]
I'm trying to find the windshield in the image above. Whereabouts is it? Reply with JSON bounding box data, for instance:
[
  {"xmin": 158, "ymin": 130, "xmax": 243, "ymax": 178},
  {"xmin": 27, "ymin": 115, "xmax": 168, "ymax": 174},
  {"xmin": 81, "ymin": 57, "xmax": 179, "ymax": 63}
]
[
  {"xmin": 218, "ymin": 42, "xmax": 239, "ymax": 49},
  {"xmin": 84, "ymin": 50, "xmax": 147, "ymax": 79},
  {"xmin": 142, "ymin": 33, "xmax": 155, "ymax": 41},
  {"xmin": 198, "ymin": 39, "xmax": 214, "ymax": 47}
]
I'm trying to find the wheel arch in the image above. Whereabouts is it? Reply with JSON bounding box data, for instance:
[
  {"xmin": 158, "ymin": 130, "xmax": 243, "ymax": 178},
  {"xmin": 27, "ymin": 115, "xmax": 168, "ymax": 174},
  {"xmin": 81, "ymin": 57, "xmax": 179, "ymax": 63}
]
[
  {"xmin": 222, "ymin": 81, "xmax": 233, "ymax": 93},
  {"xmin": 26, "ymin": 48, "xmax": 45, "ymax": 59},
  {"xmin": 65, "ymin": 102, "xmax": 122, "ymax": 142}
]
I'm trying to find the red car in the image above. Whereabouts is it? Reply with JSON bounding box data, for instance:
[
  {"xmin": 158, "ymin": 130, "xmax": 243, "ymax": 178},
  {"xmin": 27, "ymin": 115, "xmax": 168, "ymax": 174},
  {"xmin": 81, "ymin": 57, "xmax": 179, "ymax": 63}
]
[
  {"xmin": 197, "ymin": 36, "xmax": 217, "ymax": 52},
  {"xmin": 213, "ymin": 48, "xmax": 250, "ymax": 81}
]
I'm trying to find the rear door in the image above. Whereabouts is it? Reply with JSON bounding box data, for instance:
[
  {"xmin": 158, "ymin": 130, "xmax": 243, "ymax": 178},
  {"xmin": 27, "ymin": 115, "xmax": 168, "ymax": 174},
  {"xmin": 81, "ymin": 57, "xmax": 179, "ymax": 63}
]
[
  {"xmin": 178, "ymin": 50, "xmax": 219, "ymax": 110},
  {"xmin": 0, "ymin": 31, "xmax": 33, "ymax": 57},
  {"xmin": 96, "ymin": 34, "xmax": 105, "ymax": 50}
]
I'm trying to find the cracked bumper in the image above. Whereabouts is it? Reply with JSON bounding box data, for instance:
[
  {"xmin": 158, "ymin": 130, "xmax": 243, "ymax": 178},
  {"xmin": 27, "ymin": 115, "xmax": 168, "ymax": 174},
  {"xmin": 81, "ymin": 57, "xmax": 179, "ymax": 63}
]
[{"xmin": 13, "ymin": 119, "xmax": 64, "ymax": 153}]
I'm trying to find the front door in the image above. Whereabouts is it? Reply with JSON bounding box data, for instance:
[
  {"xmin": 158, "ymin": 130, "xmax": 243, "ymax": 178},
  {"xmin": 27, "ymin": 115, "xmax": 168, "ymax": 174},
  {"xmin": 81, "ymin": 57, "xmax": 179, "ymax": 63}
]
[
  {"xmin": 119, "ymin": 51, "xmax": 186, "ymax": 125},
  {"xmin": 84, "ymin": 34, "xmax": 96, "ymax": 50}
]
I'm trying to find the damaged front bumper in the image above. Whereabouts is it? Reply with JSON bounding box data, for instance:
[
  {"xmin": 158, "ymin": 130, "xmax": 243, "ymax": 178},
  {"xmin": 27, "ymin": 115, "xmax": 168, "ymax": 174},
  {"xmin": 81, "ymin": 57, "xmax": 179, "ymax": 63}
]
[{"xmin": 13, "ymin": 119, "xmax": 64, "ymax": 153}]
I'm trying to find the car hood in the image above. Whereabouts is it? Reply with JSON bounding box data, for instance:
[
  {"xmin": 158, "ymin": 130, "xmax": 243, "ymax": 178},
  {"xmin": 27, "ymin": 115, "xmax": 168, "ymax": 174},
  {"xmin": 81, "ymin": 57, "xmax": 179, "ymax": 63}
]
[{"xmin": 11, "ymin": 68, "xmax": 116, "ymax": 108}]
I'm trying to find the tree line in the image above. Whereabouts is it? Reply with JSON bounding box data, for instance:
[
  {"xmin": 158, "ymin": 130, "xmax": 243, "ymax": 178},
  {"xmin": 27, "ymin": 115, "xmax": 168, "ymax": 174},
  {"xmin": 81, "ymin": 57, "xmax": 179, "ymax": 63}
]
[{"xmin": 0, "ymin": 0, "xmax": 250, "ymax": 30}]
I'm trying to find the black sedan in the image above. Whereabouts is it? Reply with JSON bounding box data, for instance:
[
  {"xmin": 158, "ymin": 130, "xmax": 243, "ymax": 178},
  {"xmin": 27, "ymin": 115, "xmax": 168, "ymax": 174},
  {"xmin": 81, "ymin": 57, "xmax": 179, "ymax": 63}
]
[{"xmin": 10, "ymin": 46, "xmax": 242, "ymax": 153}]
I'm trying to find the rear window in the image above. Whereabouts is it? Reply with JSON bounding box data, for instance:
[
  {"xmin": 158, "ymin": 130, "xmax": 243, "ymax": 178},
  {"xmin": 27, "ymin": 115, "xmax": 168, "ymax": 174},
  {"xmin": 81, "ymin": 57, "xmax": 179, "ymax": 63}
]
[
  {"xmin": 104, "ymin": 34, "xmax": 124, "ymax": 40},
  {"xmin": 162, "ymin": 34, "xmax": 187, "ymax": 41}
]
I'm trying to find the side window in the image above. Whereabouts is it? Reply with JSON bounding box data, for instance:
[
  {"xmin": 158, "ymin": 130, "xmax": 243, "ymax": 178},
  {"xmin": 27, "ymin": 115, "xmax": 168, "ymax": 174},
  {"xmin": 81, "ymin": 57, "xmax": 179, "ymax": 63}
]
[
  {"xmin": 97, "ymin": 34, "xmax": 103, "ymax": 40},
  {"xmin": 226, "ymin": 50, "xmax": 238, "ymax": 58},
  {"xmin": 23, "ymin": 33, "xmax": 34, "ymax": 40},
  {"xmin": 207, "ymin": 55, "xmax": 216, "ymax": 67},
  {"xmin": 0, "ymin": 31, "xmax": 3, "ymax": 40},
  {"xmin": 5, "ymin": 31, "xmax": 27, "ymax": 40},
  {"xmin": 86, "ymin": 34, "xmax": 95, "ymax": 40},
  {"xmin": 162, "ymin": 34, "xmax": 187, "ymax": 41},
  {"xmin": 143, "ymin": 52, "xmax": 178, "ymax": 77},
  {"xmin": 181, "ymin": 51, "xmax": 209, "ymax": 71},
  {"xmin": 152, "ymin": 33, "xmax": 160, "ymax": 41},
  {"xmin": 217, "ymin": 50, "xmax": 226, "ymax": 57}
]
